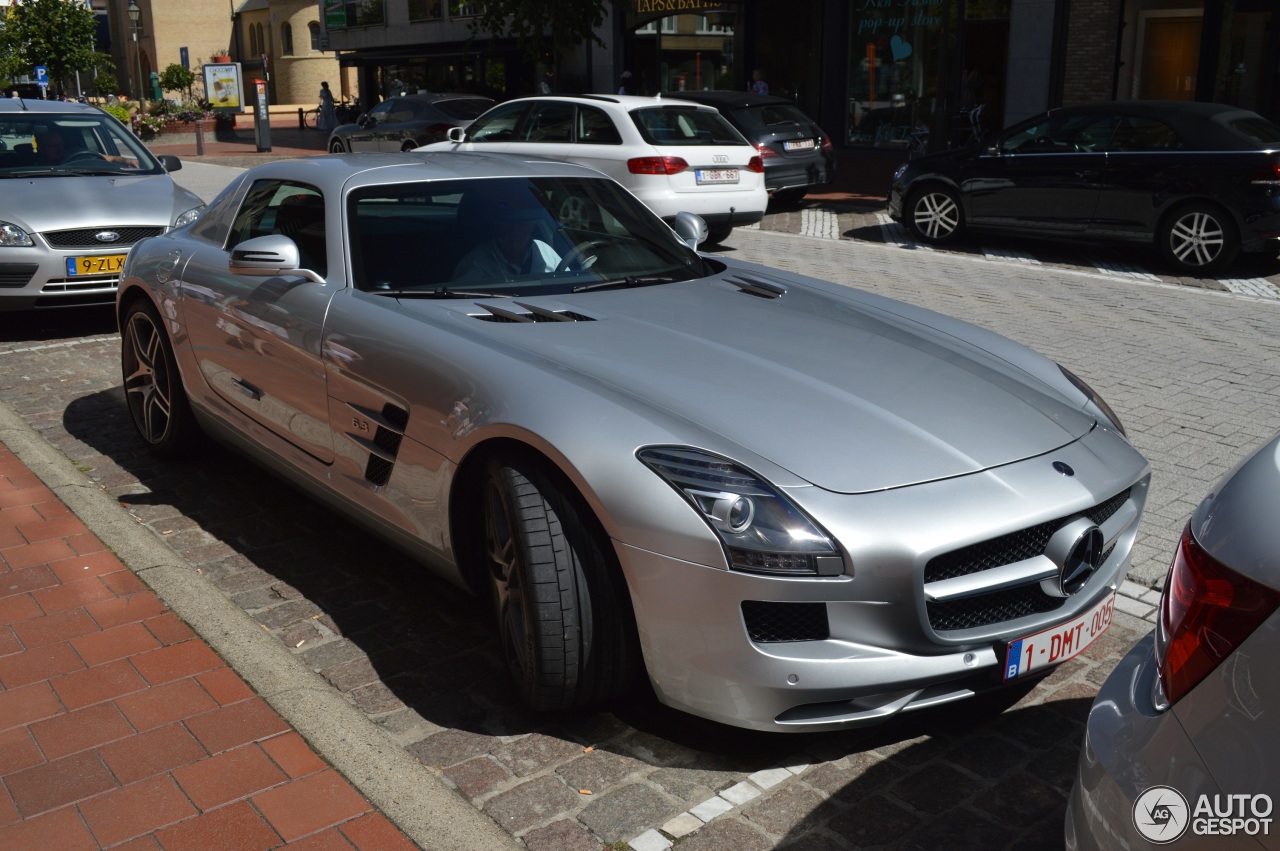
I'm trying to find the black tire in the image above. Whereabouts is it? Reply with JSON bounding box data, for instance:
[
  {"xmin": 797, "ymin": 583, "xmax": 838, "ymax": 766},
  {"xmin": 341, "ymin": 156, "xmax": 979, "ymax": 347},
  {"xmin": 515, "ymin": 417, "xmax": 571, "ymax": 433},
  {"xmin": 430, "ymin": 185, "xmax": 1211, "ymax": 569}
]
[
  {"xmin": 121, "ymin": 299, "xmax": 203, "ymax": 458},
  {"xmin": 905, "ymin": 184, "xmax": 965, "ymax": 245},
  {"xmin": 1160, "ymin": 202, "xmax": 1239, "ymax": 274},
  {"xmin": 482, "ymin": 456, "xmax": 636, "ymax": 711},
  {"xmin": 772, "ymin": 188, "xmax": 807, "ymax": 205},
  {"xmin": 328, "ymin": 138, "xmax": 347, "ymax": 154},
  {"xmin": 705, "ymin": 224, "xmax": 734, "ymax": 245}
]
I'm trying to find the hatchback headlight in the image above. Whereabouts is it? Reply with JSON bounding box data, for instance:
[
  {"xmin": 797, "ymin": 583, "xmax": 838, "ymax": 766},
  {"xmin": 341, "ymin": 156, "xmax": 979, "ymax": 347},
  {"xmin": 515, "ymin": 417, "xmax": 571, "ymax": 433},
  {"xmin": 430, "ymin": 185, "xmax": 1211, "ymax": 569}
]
[
  {"xmin": 0, "ymin": 221, "xmax": 34, "ymax": 247},
  {"xmin": 173, "ymin": 206, "xmax": 205, "ymax": 229},
  {"xmin": 1059, "ymin": 365, "xmax": 1125, "ymax": 436},
  {"xmin": 638, "ymin": 446, "xmax": 845, "ymax": 576}
]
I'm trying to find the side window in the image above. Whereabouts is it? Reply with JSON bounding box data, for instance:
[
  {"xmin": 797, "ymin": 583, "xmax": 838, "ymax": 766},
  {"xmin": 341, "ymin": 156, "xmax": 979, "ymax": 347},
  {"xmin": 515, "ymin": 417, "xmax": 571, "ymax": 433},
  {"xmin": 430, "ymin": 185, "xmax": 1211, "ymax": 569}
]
[
  {"xmin": 1003, "ymin": 114, "xmax": 1113, "ymax": 154},
  {"xmin": 577, "ymin": 106, "xmax": 621, "ymax": 144},
  {"xmin": 366, "ymin": 101, "xmax": 395, "ymax": 124},
  {"xmin": 227, "ymin": 180, "xmax": 328, "ymax": 278},
  {"xmin": 517, "ymin": 102, "xmax": 574, "ymax": 142},
  {"xmin": 1107, "ymin": 116, "xmax": 1183, "ymax": 151},
  {"xmin": 467, "ymin": 102, "xmax": 527, "ymax": 143}
]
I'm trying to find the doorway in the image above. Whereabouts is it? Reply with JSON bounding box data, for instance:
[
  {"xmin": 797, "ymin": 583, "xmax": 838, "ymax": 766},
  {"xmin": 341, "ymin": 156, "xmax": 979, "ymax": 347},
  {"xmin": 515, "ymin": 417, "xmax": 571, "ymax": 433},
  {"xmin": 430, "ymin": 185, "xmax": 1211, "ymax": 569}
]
[{"xmin": 1137, "ymin": 13, "xmax": 1202, "ymax": 100}]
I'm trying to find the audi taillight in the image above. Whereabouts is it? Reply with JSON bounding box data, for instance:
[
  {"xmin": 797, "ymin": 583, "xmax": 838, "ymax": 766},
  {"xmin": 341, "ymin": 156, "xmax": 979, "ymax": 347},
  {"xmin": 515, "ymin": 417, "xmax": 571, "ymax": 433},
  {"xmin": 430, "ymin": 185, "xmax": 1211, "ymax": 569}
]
[
  {"xmin": 1250, "ymin": 160, "xmax": 1280, "ymax": 184},
  {"xmin": 820, "ymin": 138, "xmax": 834, "ymax": 154},
  {"xmin": 746, "ymin": 156, "xmax": 765, "ymax": 174},
  {"xmin": 628, "ymin": 156, "xmax": 689, "ymax": 175},
  {"xmin": 1154, "ymin": 525, "xmax": 1280, "ymax": 705},
  {"xmin": 755, "ymin": 144, "xmax": 780, "ymax": 159}
]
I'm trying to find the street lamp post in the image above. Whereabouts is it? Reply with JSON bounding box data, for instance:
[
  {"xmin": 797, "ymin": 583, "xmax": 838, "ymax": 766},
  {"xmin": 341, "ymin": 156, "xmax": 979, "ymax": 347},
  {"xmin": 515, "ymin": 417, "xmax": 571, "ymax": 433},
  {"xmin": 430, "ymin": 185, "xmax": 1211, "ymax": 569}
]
[{"xmin": 127, "ymin": 0, "xmax": 143, "ymax": 102}]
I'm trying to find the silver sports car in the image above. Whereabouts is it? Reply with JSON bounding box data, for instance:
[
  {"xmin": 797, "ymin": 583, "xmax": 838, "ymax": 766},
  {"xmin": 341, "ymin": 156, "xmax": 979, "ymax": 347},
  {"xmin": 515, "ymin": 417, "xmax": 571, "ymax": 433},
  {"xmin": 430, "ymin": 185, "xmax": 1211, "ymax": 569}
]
[
  {"xmin": 1066, "ymin": 432, "xmax": 1280, "ymax": 849},
  {"xmin": 118, "ymin": 152, "xmax": 1150, "ymax": 732}
]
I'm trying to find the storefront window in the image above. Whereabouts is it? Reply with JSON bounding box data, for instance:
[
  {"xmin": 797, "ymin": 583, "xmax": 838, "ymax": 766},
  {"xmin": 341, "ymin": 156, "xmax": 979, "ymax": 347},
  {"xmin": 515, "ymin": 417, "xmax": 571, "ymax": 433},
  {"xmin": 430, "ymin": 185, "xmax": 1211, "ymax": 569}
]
[
  {"xmin": 326, "ymin": 0, "xmax": 385, "ymax": 29},
  {"xmin": 846, "ymin": 1, "xmax": 950, "ymax": 148},
  {"xmin": 408, "ymin": 0, "xmax": 442, "ymax": 22},
  {"xmin": 630, "ymin": 12, "xmax": 740, "ymax": 94},
  {"xmin": 1214, "ymin": 8, "xmax": 1273, "ymax": 116}
]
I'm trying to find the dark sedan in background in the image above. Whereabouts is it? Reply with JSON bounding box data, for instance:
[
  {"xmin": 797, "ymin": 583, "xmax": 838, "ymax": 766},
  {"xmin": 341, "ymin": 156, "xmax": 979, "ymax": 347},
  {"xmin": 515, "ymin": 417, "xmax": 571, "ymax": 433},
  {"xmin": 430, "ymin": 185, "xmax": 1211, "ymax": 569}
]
[
  {"xmin": 327, "ymin": 93, "xmax": 493, "ymax": 153},
  {"xmin": 676, "ymin": 91, "xmax": 835, "ymax": 202},
  {"xmin": 889, "ymin": 101, "xmax": 1280, "ymax": 274}
]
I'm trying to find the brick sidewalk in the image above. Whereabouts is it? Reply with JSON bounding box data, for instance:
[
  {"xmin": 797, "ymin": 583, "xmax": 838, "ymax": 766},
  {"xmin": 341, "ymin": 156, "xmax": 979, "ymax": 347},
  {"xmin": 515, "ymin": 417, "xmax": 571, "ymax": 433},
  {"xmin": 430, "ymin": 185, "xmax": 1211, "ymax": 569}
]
[{"xmin": 0, "ymin": 441, "xmax": 418, "ymax": 850}]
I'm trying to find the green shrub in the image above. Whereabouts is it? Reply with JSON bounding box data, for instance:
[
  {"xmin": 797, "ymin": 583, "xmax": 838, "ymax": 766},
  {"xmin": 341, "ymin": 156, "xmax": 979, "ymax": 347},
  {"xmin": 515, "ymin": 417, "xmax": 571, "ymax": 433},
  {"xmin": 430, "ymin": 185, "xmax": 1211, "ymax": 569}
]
[{"xmin": 101, "ymin": 103, "xmax": 131, "ymax": 124}]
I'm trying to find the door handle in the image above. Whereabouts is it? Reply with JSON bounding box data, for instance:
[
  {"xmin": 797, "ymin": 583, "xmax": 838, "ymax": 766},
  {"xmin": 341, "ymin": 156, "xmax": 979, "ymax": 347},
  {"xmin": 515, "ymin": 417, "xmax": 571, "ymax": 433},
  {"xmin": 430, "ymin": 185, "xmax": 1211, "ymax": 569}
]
[{"xmin": 232, "ymin": 379, "xmax": 262, "ymax": 401}]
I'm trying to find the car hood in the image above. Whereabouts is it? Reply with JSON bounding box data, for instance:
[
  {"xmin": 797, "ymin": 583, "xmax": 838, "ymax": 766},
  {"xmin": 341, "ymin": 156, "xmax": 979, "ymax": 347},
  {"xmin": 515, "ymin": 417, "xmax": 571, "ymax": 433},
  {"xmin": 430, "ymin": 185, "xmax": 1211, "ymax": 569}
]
[
  {"xmin": 424, "ymin": 276, "xmax": 1094, "ymax": 493},
  {"xmin": 1, "ymin": 173, "xmax": 197, "ymax": 231}
]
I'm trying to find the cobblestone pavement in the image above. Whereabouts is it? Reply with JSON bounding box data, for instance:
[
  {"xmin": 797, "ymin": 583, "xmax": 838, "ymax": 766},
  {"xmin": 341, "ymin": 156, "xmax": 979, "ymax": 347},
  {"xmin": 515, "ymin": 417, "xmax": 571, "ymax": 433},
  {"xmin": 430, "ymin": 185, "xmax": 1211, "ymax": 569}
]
[{"xmin": 2, "ymin": 227, "xmax": 1278, "ymax": 850}]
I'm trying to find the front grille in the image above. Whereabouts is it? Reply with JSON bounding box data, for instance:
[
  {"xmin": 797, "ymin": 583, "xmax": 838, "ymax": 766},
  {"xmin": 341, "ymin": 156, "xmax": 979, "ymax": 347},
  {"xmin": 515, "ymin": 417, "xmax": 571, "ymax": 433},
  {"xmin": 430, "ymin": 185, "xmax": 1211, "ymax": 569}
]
[
  {"xmin": 923, "ymin": 489, "xmax": 1131, "ymax": 633},
  {"xmin": 41, "ymin": 277, "xmax": 120, "ymax": 294},
  {"xmin": 0, "ymin": 263, "xmax": 38, "ymax": 289},
  {"xmin": 924, "ymin": 488, "xmax": 1130, "ymax": 585},
  {"xmin": 742, "ymin": 601, "xmax": 829, "ymax": 643},
  {"xmin": 41, "ymin": 226, "xmax": 164, "ymax": 249}
]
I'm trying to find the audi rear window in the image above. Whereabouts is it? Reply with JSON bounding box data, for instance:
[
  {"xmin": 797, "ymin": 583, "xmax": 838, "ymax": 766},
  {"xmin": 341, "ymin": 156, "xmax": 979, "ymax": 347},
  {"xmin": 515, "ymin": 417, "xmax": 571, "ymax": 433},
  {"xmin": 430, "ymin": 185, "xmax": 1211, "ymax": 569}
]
[{"xmin": 630, "ymin": 107, "xmax": 747, "ymax": 147}]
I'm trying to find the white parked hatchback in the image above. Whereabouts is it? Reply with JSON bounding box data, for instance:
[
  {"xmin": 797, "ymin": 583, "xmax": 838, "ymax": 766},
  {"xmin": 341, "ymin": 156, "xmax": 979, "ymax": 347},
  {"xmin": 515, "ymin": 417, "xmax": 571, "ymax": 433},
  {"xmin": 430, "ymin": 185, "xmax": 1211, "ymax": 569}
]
[{"xmin": 416, "ymin": 94, "xmax": 767, "ymax": 244}]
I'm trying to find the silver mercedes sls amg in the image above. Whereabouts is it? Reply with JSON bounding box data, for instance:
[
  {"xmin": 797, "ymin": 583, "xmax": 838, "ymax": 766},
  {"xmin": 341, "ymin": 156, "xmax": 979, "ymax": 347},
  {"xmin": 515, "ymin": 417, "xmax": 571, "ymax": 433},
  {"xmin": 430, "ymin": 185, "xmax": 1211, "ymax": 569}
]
[{"xmin": 117, "ymin": 152, "xmax": 1150, "ymax": 732}]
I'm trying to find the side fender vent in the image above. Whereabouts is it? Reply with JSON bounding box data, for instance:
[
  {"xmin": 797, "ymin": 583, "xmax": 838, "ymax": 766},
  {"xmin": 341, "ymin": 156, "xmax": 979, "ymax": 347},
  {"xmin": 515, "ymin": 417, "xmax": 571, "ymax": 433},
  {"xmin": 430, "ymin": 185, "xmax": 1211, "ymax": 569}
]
[{"xmin": 344, "ymin": 402, "xmax": 409, "ymax": 487}]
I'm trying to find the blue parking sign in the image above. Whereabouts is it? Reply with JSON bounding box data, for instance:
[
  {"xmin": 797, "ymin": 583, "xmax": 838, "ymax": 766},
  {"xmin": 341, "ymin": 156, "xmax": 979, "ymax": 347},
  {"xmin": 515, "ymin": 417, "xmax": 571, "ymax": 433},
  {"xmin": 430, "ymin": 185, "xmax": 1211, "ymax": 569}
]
[{"xmin": 35, "ymin": 65, "xmax": 48, "ymax": 87}]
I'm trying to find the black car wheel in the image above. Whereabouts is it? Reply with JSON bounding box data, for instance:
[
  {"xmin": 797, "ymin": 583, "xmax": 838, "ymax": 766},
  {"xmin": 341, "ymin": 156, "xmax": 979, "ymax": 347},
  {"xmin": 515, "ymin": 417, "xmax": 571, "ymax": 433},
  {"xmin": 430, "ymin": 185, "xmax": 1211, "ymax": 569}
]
[
  {"xmin": 706, "ymin": 224, "xmax": 734, "ymax": 245},
  {"xmin": 906, "ymin": 184, "xmax": 965, "ymax": 245},
  {"xmin": 328, "ymin": 138, "xmax": 347, "ymax": 154},
  {"xmin": 1160, "ymin": 202, "xmax": 1239, "ymax": 274},
  {"xmin": 482, "ymin": 456, "xmax": 636, "ymax": 711},
  {"xmin": 121, "ymin": 299, "xmax": 202, "ymax": 457},
  {"xmin": 772, "ymin": 188, "xmax": 807, "ymax": 205}
]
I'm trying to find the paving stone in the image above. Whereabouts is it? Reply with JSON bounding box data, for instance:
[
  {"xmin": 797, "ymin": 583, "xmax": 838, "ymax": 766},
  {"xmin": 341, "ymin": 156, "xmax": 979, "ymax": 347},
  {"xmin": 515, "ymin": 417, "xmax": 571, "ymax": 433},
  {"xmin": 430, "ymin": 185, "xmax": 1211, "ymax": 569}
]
[
  {"xmin": 671, "ymin": 817, "xmax": 772, "ymax": 851},
  {"xmin": 521, "ymin": 818, "xmax": 602, "ymax": 851},
  {"xmin": 628, "ymin": 828, "xmax": 672, "ymax": 851},
  {"xmin": 578, "ymin": 782, "xmax": 681, "ymax": 844},
  {"xmin": 662, "ymin": 812, "xmax": 704, "ymax": 837},
  {"xmin": 721, "ymin": 780, "xmax": 764, "ymax": 806},
  {"xmin": 481, "ymin": 775, "xmax": 580, "ymax": 834},
  {"xmin": 742, "ymin": 784, "xmax": 827, "ymax": 836},
  {"xmin": 493, "ymin": 732, "xmax": 583, "ymax": 778},
  {"xmin": 689, "ymin": 795, "xmax": 734, "ymax": 822}
]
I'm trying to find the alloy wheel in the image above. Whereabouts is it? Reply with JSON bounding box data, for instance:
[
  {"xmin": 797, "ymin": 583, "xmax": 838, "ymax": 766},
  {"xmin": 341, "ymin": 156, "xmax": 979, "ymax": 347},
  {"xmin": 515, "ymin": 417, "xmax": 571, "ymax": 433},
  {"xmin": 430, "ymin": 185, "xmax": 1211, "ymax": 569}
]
[
  {"xmin": 122, "ymin": 310, "xmax": 173, "ymax": 446},
  {"xmin": 914, "ymin": 191, "xmax": 960, "ymax": 240},
  {"xmin": 1168, "ymin": 211, "xmax": 1224, "ymax": 268}
]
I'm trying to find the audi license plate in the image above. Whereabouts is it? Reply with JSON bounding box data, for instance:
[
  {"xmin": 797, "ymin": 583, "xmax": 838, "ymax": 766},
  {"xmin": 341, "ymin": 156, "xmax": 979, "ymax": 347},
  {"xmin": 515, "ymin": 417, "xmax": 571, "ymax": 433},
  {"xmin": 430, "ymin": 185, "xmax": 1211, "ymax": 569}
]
[
  {"xmin": 67, "ymin": 254, "xmax": 127, "ymax": 276},
  {"xmin": 696, "ymin": 168, "xmax": 739, "ymax": 185},
  {"xmin": 783, "ymin": 139, "xmax": 816, "ymax": 151},
  {"xmin": 1001, "ymin": 591, "xmax": 1115, "ymax": 681}
]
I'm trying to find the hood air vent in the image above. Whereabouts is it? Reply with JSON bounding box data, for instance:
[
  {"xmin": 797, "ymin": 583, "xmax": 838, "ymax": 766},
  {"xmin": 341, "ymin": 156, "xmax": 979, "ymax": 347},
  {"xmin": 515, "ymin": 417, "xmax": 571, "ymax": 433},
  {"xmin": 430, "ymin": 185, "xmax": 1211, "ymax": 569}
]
[
  {"xmin": 472, "ymin": 301, "xmax": 597, "ymax": 323},
  {"xmin": 724, "ymin": 274, "xmax": 787, "ymax": 299}
]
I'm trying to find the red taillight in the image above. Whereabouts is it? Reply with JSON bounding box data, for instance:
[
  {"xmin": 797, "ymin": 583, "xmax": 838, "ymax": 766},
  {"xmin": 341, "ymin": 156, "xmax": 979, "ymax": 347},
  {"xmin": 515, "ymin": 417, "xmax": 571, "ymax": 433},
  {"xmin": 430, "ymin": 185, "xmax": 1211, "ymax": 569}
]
[
  {"xmin": 1155, "ymin": 526, "xmax": 1280, "ymax": 705},
  {"xmin": 1250, "ymin": 161, "xmax": 1280, "ymax": 183},
  {"xmin": 755, "ymin": 144, "xmax": 780, "ymax": 159},
  {"xmin": 746, "ymin": 156, "xmax": 765, "ymax": 174},
  {"xmin": 820, "ymin": 138, "xmax": 834, "ymax": 154},
  {"xmin": 628, "ymin": 156, "xmax": 688, "ymax": 175}
]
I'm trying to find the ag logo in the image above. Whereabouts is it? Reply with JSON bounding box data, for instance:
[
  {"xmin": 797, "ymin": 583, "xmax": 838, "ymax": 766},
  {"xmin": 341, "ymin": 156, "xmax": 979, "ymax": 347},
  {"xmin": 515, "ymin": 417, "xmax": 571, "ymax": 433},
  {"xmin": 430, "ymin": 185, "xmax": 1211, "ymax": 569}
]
[{"xmin": 1133, "ymin": 785, "xmax": 1190, "ymax": 843}]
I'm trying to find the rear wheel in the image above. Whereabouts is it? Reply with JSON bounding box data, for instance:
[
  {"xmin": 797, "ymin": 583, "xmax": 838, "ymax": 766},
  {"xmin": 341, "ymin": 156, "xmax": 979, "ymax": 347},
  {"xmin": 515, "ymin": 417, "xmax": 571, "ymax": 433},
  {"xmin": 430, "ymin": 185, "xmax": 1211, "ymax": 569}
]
[
  {"xmin": 1160, "ymin": 202, "xmax": 1239, "ymax": 274},
  {"xmin": 482, "ymin": 456, "xmax": 636, "ymax": 711},
  {"xmin": 121, "ymin": 300, "xmax": 202, "ymax": 458},
  {"xmin": 906, "ymin": 184, "xmax": 965, "ymax": 245},
  {"xmin": 705, "ymin": 224, "xmax": 734, "ymax": 245}
]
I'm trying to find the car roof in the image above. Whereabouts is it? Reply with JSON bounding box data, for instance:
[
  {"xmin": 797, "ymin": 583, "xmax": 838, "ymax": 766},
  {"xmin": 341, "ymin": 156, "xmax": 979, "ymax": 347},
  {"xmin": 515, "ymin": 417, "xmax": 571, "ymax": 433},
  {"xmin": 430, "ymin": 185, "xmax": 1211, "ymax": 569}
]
[
  {"xmin": 0, "ymin": 99, "xmax": 106, "ymax": 116},
  {"xmin": 670, "ymin": 90, "xmax": 796, "ymax": 110},
  {"xmin": 252, "ymin": 150, "xmax": 613, "ymax": 188},
  {"xmin": 499, "ymin": 93, "xmax": 719, "ymax": 112},
  {"xmin": 387, "ymin": 92, "xmax": 493, "ymax": 105}
]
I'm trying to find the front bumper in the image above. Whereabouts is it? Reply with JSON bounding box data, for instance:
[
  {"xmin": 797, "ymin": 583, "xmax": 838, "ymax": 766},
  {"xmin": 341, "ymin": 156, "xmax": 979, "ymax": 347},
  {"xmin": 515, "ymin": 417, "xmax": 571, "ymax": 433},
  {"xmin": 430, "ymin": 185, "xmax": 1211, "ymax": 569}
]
[{"xmin": 620, "ymin": 426, "xmax": 1149, "ymax": 732}]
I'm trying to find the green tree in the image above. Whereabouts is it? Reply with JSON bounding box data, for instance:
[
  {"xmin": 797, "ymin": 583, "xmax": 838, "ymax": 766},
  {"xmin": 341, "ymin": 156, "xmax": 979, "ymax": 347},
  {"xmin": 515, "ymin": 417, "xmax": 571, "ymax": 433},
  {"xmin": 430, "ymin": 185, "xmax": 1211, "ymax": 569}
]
[
  {"xmin": 0, "ymin": 0, "xmax": 102, "ymax": 93},
  {"xmin": 458, "ymin": 0, "xmax": 606, "ymax": 74},
  {"xmin": 158, "ymin": 63, "xmax": 196, "ymax": 98}
]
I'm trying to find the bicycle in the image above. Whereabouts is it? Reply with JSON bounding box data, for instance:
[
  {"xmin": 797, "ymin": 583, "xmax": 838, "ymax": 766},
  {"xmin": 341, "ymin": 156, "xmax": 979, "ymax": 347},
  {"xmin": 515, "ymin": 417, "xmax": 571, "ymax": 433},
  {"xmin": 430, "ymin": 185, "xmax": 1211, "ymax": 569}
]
[
  {"xmin": 906, "ymin": 124, "xmax": 930, "ymax": 158},
  {"xmin": 303, "ymin": 105, "xmax": 321, "ymax": 128}
]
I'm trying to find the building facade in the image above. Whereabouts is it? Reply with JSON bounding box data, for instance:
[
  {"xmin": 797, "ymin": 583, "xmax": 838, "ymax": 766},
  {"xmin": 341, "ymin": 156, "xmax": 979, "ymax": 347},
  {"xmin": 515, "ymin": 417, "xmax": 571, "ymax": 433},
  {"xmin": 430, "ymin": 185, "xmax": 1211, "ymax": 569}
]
[{"xmin": 319, "ymin": 0, "xmax": 1280, "ymax": 153}]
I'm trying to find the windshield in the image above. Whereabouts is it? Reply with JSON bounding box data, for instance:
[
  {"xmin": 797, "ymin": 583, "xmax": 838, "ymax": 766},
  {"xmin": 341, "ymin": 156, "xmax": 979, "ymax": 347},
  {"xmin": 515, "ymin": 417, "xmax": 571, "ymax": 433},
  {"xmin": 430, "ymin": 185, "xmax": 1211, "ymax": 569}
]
[
  {"xmin": 348, "ymin": 176, "xmax": 709, "ymax": 296},
  {"xmin": 0, "ymin": 111, "xmax": 163, "ymax": 177}
]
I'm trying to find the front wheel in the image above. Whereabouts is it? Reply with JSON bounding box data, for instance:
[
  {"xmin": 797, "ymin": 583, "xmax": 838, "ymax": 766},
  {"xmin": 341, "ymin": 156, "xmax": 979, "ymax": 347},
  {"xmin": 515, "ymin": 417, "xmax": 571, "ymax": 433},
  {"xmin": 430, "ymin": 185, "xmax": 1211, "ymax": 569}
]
[
  {"xmin": 906, "ymin": 184, "xmax": 965, "ymax": 245},
  {"xmin": 121, "ymin": 300, "xmax": 203, "ymax": 458},
  {"xmin": 482, "ymin": 456, "xmax": 636, "ymax": 711},
  {"xmin": 1160, "ymin": 202, "xmax": 1239, "ymax": 274},
  {"xmin": 328, "ymin": 138, "xmax": 347, "ymax": 154}
]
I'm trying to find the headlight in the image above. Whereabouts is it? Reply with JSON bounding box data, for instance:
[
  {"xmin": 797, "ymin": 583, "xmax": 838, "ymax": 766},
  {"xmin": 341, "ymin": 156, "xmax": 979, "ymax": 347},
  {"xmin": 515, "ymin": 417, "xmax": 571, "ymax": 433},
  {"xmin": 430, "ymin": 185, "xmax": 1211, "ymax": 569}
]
[
  {"xmin": 173, "ymin": 206, "xmax": 205, "ymax": 229},
  {"xmin": 0, "ymin": 221, "xmax": 34, "ymax": 247},
  {"xmin": 638, "ymin": 446, "xmax": 845, "ymax": 577},
  {"xmin": 892, "ymin": 163, "xmax": 909, "ymax": 183},
  {"xmin": 1059, "ymin": 365, "xmax": 1126, "ymax": 436}
]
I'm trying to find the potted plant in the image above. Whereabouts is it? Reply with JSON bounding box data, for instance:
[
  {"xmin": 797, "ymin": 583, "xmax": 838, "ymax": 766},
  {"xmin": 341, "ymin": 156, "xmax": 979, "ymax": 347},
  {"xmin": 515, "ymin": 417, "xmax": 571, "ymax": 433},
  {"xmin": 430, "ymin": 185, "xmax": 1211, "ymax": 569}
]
[{"xmin": 210, "ymin": 50, "xmax": 231, "ymax": 63}]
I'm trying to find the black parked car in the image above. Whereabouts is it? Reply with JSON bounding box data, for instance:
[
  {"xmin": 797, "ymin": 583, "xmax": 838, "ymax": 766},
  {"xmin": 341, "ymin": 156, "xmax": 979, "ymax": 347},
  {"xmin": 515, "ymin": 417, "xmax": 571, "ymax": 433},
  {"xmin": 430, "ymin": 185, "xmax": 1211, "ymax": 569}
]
[
  {"xmin": 675, "ymin": 90, "xmax": 835, "ymax": 202},
  {"xmin": 327, "ymin": 93, "xmax": 493, "ymax": 153},
  {"xmin": 888, "ymin": 101, "xmax": 1280, "ymax": 273}
]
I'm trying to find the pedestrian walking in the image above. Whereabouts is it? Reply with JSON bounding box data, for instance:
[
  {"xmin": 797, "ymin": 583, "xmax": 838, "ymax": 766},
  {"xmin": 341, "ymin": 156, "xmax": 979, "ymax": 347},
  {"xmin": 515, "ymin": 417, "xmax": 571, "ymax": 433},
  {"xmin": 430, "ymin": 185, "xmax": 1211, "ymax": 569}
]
[{"xmin": 317, "ymin": 81, "xmax": 337, "ymax": 132}]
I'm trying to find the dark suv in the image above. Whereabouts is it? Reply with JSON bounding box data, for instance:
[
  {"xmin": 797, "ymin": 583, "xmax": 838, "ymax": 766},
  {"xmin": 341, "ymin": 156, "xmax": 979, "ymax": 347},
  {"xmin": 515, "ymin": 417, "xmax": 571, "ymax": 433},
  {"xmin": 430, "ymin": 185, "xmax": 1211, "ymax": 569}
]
[{"xmin": 675, "ymin": 91, "xmax": 835, "ymax": 202}]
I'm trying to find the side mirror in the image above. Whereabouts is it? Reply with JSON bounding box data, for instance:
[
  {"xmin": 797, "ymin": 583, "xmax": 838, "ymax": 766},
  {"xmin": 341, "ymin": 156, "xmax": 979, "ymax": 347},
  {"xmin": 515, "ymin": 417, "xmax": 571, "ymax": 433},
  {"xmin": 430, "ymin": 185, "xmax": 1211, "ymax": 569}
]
[
  {"xmin": 447, "ymin": 126, "xmax": 467, "ymax": 143},
  {"xmin": 671, "ymin": 211, "xmax": 708, "ymax": 249},
  {"xmin": 157, "ymin": 154, "xmax": 182, "ymax": 172},
  {"xmin": 358, "ymin": 114, "xmax": 372, "ymax": 127},
  {"xmin": 228, "ymin": 235, "xmax": 323, "ymax": 283}
]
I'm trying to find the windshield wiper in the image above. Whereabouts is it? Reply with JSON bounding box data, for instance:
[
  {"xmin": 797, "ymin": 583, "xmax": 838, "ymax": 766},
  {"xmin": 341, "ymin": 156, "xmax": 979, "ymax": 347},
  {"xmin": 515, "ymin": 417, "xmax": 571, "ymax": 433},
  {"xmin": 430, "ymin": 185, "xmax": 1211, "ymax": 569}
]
[
  {"xmin": 572, "ymin": 274, "xmax": 683, "ymax": 293},
  {"xmin": 371, "ymin": 287, "xmax": 514, "ymax": 299}
]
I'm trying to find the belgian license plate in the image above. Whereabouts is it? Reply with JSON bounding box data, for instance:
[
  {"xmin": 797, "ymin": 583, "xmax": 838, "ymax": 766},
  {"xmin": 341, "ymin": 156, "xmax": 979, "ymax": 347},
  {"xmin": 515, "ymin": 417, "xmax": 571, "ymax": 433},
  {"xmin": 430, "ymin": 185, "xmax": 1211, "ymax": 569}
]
[
  {"xmin": 783, "ymin": 139, "xmax": 816, "ymax": 151},
  {"xmin": 696, "ymin": 168, "xmax": 739, "ymax": 185},
  {"xmin": 67, "ymin": 254, "xmax": 127, "ymax": 276},
  {"xmin": 1002, "ymin": 591, "xmax": 1115, "ymax": 681}
]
